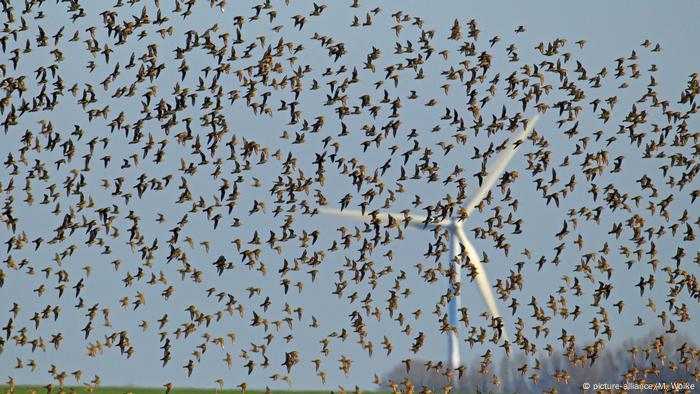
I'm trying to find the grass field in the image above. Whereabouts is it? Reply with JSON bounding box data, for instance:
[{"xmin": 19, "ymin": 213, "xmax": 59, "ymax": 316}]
[
  {"xmin": 1, "ymin": 387, "xmax": 378, "ymax": 394},
  {"xmin": 1, "ymin": 387, "xmax": 231, "ymax": 394},
  {"xmin": 0, "ymin": 385, "xmax": 476, "ymax": 394},
  {"xmin": 1, "ymin": 387, "xmax": 390, "ymax": 394}
]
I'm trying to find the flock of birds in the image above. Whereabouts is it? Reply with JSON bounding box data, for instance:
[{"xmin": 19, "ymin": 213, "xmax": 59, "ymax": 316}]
[{"xmin": 0, "ymin": 0, "xmax": 699, "ymax": 393}]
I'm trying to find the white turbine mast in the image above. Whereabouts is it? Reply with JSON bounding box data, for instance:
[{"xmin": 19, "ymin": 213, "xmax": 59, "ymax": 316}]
[{"xmin": 318, "ymin": 115, "xmax": 539, "ymax": 371}]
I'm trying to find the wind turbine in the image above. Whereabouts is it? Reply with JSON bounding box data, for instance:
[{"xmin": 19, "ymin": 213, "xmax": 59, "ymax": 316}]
[{"xmin": 318, "ymin": 115, "xmax": 539, "ymax": 371}]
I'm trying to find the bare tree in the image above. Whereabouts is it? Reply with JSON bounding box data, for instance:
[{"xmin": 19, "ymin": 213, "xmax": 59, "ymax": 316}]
[{"xmin": 381, "ymin": 329, "xmax": 698, "ymax": 393}]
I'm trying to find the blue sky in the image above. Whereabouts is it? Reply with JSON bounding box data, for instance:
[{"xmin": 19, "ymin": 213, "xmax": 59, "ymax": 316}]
[{"xmin": 1, "ymin": 0, "xmax": 699, "ymax": 390}]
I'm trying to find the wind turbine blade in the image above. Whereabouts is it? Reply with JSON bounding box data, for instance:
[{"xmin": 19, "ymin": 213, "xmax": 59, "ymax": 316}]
[
  {"xmin": 462, "ymin": 115, "xmax": 539, "ymax": 218},
  {"xmin": 454, "ymin": 224, "xmax": 509, "ymax": 342},
  {"xmin": 317, "ymin": 207, "xmax": 369, "ymax": 221},
  {"xmin": 317, "ymin": 207, "xmax": 439, "ymax": 229}
]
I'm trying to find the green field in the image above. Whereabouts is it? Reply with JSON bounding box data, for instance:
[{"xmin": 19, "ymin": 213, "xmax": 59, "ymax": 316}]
[
  {"xmin": 1, "ymin": 387, "xmax": 389, "ymax": 394},
  {"xmin": 2, "ymin": 387, "xmax": 229, "ymax": 394},
  {"xmin": 2, "ymin": 387, "xmax": 381, "ymax": 394}
]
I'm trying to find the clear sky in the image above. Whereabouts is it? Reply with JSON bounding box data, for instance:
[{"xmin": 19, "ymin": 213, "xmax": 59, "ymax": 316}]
[{"xmin": 1, "ymin": 0, "xmax": 699, "ymax": 391}]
